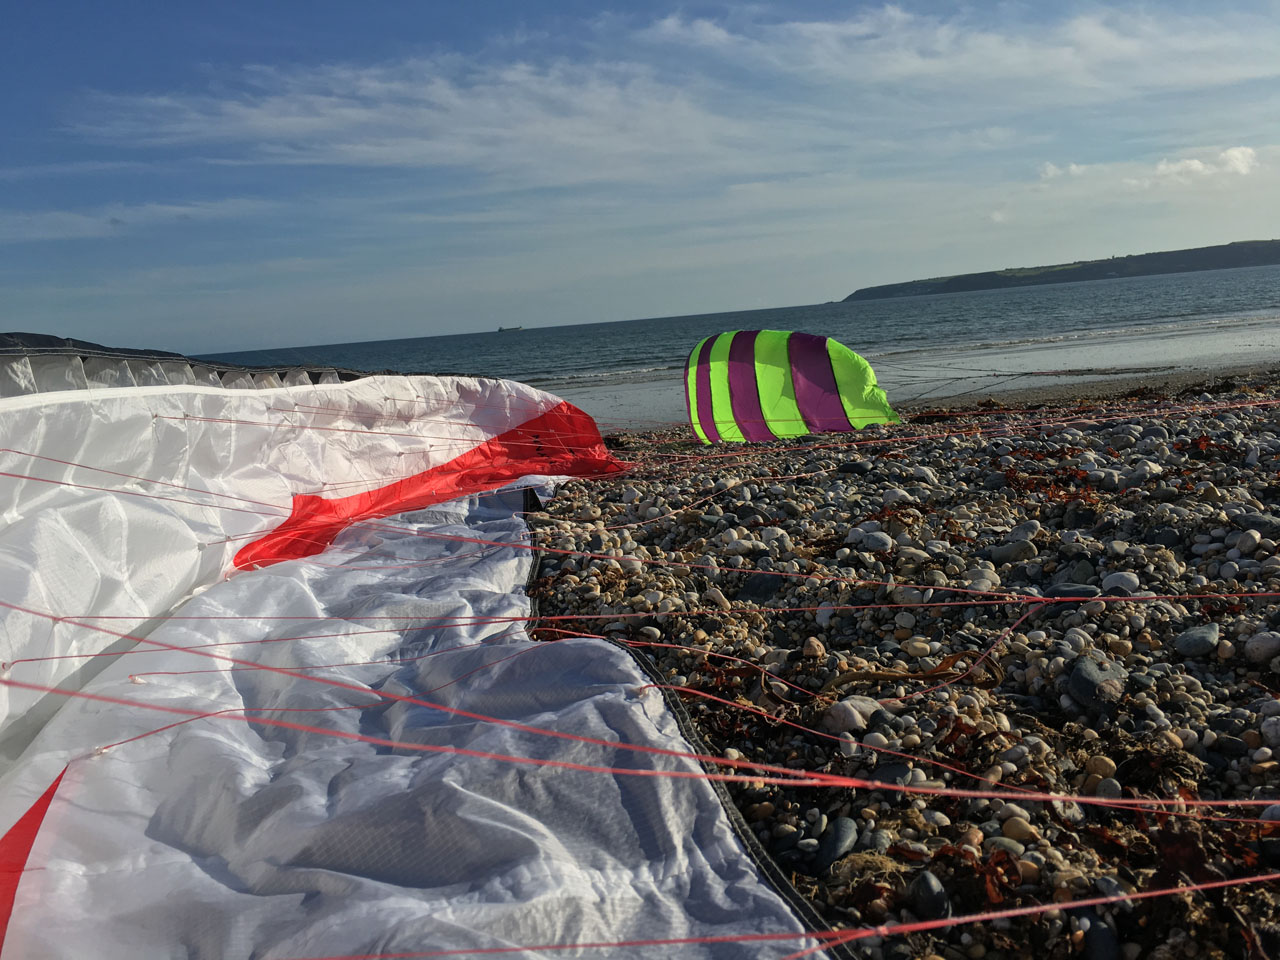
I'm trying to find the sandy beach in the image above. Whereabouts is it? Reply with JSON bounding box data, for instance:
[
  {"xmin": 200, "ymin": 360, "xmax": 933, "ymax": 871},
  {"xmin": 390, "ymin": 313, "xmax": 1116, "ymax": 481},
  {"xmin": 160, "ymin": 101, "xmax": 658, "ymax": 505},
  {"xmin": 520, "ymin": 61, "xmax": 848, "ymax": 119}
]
[{"xmin": 530, "ymin": 366, "xmax": 1280, "ymax": 959}]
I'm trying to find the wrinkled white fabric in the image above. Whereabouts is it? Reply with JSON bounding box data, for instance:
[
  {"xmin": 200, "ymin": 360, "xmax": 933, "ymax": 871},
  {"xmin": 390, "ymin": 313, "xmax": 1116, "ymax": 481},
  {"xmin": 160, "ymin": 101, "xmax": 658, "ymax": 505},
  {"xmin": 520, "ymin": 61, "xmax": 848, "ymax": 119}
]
[{"xmin": 0, "ymin": 370, "xmax": 823, "ymax": 959}]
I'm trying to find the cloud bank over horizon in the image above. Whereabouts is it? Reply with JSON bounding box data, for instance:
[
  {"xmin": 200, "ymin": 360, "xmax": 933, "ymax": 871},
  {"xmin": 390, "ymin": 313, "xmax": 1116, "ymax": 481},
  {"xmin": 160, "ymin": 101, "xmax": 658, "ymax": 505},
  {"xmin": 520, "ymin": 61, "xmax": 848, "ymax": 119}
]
[{"xmin": 3, "ymin": 2, "xmax": 1279, "ymax": 353}]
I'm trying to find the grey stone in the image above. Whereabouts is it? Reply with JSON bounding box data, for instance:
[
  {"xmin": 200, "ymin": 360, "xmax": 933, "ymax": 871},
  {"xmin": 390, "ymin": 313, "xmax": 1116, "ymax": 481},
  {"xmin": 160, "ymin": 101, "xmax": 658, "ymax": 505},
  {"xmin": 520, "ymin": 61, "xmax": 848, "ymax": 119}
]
[
  {"xmin": 1006, "ymin": 519, "xmax": 1041, "ymax": 542},
  {"xmin": 1069, "ymin": 657, "xmax": 1128, "ymax": 712},
  {"xmin": 1262, "ymin": 716, "xmax": 1280, "ymax": 749},
  {"xmin": 1238, "ymin": 529, "xmax": 1263, "ymax": 555},
  {"xmin": 1095, "ymin": 777, "xmax": 1123, "ymax": 799},
  {"xmin": 869, "ymin": 762, "xmax": 913, "ymax": 786},
  {"xmin": 813, "ymin": 817, "xmax": 859, "ymax": 872},
  {"xmin": 1214, "ymin": 735, "xmax": 1248, "ymax": 757},
  {"xmin": 838, "ymin": 459, "xmax": 873, "ymax": 475},
  {"xmin": 1043, "ymin": 583, "xmax": 1102, "ymax": 599},
  {"xmin": 861, "ymin": 531, "xmax": 894, "ymax": 552},
  {"xmin": 1173, "ymin": 623, "xmax": 1220, "ymax": 657},
  {"xmin": 1246, "ymin": 632, "xmax": 1280, "ymax": 664},
  {"xmin": 1100, "ymin": 571, "xmax": 1141, "ymax": 593},
  {"xmin": 908, "ymin": 870, "xmax": 951, "ymax": 920},
  {"xmin": 1233, "ymin": 513, "xmax": 1280, "ymax": 538},
  {"xmin": 1068, "ymin": 559, "xmax": 1097, "ymax": 583},
  {"xmin": 772, "ymin": 823, "xmax": 800, "ymax": 852},
  {"xmin": 983, "ymin": 836, "xmax": 1026, "ymax": 857},
  {"xmin": 863, "ymin": 829, "xmax": 893, "ymax": 854},
  {"xmin": 1082, "ymin": 922, "xmax": 1122, "ymax": 959},
  {"xmin": 1050, "ymin": 800, "xmax": 1085, "ymax": 825},
  {"xmin": 736, "ymin": 572, "xmax": 783, "ymax": 603},
  {"xmin": 991, "ymin": 540, "xmax": 1038, "ymax": 564}
]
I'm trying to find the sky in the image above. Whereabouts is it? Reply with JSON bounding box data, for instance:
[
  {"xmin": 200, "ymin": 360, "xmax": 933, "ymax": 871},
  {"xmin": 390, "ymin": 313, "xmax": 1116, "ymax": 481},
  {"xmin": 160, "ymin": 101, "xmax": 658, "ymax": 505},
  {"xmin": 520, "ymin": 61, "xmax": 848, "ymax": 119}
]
[{"xmin": 3, "ymin": 1, "xmax": 1280, "ymax": 354}]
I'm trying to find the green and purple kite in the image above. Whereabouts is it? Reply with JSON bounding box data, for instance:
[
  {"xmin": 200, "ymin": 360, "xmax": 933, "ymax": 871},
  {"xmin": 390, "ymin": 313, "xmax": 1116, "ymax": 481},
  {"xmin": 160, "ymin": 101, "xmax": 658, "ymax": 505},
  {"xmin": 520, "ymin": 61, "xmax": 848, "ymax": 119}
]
[{"xmin": 684, "ymin": 329, "xmax": 898, "ymax": 443}]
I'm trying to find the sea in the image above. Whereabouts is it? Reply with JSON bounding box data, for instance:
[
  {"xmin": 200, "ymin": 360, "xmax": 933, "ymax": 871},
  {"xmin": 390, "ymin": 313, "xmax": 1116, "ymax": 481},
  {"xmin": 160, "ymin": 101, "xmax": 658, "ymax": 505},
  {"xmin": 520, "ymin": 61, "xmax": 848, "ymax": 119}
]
[{"xmin": 204, "ymin": 264, "xmax": 1280, "ymax": 430}]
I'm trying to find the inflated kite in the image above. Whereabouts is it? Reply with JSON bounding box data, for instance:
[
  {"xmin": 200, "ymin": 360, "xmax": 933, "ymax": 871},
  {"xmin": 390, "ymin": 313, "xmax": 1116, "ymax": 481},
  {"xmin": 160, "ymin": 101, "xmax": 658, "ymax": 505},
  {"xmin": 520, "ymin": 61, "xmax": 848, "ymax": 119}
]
[{"xmin": 684, "ymin": 329, "xmax": 899, "ymax": 443}]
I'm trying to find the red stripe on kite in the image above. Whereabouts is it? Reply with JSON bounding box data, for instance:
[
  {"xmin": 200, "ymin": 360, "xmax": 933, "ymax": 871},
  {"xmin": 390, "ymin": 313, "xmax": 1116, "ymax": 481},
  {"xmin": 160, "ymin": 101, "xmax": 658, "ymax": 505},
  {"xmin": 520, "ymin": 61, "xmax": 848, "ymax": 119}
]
[
  {"xmin": 726, "ymin": 331, "xmax": 773, "ymax": 442},
  {"xmin": 235, "ymin": 400, "xmax": 624, "ymax": 569},
  {"xmin": 694, "ymin": 337, "xmax": 721, "ymax": 444},
  {"xmin": 0, "ymin": 767, "xmax": 66, "ymax": 945},
  {"xmin": 787, "ymin": 332, "xmax": 853, "ymax": 434}
]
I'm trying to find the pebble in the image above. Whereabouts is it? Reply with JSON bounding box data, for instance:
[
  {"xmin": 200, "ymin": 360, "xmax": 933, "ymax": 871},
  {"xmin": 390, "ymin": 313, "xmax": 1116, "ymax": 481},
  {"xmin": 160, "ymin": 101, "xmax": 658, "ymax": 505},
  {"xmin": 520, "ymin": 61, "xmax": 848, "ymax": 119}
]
[
  {"xmin": 1001, "ymin": 817, "xmax": 1038, "ymax": 842},
  {"xmin": 1246, "ymin": 631, "xmax": 1280, "ymax": 664},
  {"xmin": 1069, "ymin": 657, "xmax": 1128, "ymax": 712},
  {"xmin": 1082, "ymin": 922, "xmax": 1122, "ymax": 960},
  {"xmin": 1100, "ymin": 571, "xmax": 1141, "ymax": 593},
  {"xmin": 813, "ymin": 817, "xmax": 859, "ymax": 872},
  {"xmin": 862, "ymin": 531, "xmax": 895, "ymax": 551},
  {"xmin": 902, "ymin": 638, "xmax": 932, "ymax": 658},
  {"xmin": 703, "ymin": 587, "xmax": 731, "ymax": 611},
  {"xmin": 736, "ymin": 572, "xmax": 783, "ymax": 603},
  {"xmin": 983, "ymin": 836, "xmax": 1026, "ymax": 857},
  {"xmin": 1043, "ymin": 582, "xmax": 1102, "ymax": 598},
  {"xmin": 991, "ymin": 539, "xmax": 1037, "ymax": 564},
  {"xmin": 1016, "ymin": 859, "xmax": 1041, "ymax": 884},
  {"xmin": 1262, "ymin": 716, "xmax": 1280, "ymax": 749},
  {"xmin": 1173, "ymin": 623, "xmax": 1220, "ymax": 656},
  {"xmin": 1095, "ymin": 777, "xmax": 1123, "ymax": 799},
  {"xmin": 909, "ymin": 870, "xmax": 951, "ymax": 919}
]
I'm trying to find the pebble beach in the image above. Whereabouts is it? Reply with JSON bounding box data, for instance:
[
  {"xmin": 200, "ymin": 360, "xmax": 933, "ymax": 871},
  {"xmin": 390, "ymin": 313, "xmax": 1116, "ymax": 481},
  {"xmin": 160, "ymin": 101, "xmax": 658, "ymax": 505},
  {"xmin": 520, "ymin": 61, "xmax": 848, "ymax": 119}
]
[{"xmin": 530, "ymin": 369, "xmax": 1280, "ymax": 959}]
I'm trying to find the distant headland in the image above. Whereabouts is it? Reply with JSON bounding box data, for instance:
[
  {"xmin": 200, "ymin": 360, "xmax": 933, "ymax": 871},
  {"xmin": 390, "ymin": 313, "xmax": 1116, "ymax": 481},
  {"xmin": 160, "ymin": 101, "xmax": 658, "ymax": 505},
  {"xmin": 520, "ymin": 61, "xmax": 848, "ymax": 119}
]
[{"xmin": 844, "ymin": 239, "xmax": 1280, "ymax": 301}]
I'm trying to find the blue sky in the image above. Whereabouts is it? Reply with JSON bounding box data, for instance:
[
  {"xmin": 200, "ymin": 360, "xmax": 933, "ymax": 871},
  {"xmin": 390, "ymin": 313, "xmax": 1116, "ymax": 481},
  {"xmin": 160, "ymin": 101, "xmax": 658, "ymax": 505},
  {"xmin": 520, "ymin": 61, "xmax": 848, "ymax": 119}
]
[{"xmin": 3, "ymin": 1, "xmax": 1279, "ymax": 353}]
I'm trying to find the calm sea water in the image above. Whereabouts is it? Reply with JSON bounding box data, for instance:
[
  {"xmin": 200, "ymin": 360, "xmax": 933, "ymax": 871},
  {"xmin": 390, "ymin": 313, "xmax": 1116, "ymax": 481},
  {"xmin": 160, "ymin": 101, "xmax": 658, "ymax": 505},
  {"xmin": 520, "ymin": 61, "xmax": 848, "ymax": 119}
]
[{"xmin": 204, "ymin": 264, "xmax": 1280, "ymax": 424}]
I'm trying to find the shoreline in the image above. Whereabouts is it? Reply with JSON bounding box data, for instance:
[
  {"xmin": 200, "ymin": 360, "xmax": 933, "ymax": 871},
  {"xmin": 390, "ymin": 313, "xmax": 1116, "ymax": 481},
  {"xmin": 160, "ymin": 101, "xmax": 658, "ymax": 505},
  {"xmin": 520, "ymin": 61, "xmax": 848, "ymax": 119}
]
[
  {"xmin": 898, "ymin": 361, "xmax": 1280, "ymax": 412},
  {"xmin": 532, "ymin": 368, "xmax": 1280, "ymax": 957}
]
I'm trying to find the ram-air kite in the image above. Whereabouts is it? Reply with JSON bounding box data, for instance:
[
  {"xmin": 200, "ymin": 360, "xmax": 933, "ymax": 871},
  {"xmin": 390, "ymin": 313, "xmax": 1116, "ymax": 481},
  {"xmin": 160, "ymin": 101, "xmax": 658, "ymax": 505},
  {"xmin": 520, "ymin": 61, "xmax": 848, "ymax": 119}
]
[
  {"xmin": 0, "ymin": 334, "xmax": 834, "ymax": 959},
  {"xmin": 684, "ymin": 329, "xmax": 898, "ymax": 443}
]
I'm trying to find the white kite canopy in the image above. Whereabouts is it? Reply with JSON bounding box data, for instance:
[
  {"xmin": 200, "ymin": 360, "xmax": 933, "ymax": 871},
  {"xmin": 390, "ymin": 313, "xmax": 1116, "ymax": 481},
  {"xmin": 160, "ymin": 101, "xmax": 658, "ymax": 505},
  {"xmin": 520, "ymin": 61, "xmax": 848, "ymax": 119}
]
[{"xmin": 0, "ymin": 340, "xmax": 832, "ymax": 959}]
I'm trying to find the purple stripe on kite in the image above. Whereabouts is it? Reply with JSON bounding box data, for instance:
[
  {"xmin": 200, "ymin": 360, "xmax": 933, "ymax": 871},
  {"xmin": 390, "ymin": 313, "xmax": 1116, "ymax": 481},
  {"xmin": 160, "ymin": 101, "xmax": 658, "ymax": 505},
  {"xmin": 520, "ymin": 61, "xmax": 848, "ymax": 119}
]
[
  {"xmin": 726, "ymin": 330, "xmax": 772, "ymax": 441},
  {"xmin": 694, "ymin": 336, "xmax": 721, "ymax": 443},
  {"xmin": 787, "ymin": 332, "xmax": 853, "ymax": 434}
]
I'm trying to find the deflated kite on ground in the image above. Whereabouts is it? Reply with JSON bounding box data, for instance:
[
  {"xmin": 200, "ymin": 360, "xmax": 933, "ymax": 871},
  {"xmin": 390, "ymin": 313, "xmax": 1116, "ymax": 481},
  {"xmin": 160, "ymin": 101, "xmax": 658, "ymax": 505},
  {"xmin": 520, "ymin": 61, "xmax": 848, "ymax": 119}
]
[
  {"xmin": 684, "ymin": 329, "xmax": 899, "ymax": 443},
  {"xmin": 0, "ymin": 336, "xmax": 835, "ymax": 959}
]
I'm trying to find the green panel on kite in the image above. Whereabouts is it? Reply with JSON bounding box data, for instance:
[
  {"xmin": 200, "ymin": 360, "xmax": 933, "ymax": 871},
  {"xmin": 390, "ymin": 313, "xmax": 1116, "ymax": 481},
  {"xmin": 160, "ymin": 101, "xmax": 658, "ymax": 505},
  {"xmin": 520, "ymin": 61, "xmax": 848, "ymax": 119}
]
[
  {"xmin": 826, "ymin": 338, "xmax": 900, "ymax": 428},
  {"xmin": 708, "ymin": 332, "xmax": 745, "ymax": 443},
  {"xmin": 686, "ymin": 336, "xmax": 712, "ymax": 444},
  {"xmin": 752, "ymin": 330, "xmax": 807, "ymax": 439}
]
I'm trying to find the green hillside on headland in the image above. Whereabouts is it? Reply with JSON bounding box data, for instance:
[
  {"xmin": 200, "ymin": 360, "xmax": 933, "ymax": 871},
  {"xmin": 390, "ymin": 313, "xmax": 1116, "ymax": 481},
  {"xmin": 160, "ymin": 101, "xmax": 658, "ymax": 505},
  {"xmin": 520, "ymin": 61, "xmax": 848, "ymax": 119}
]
[{"xmin": 844, "ymin": 239, "xmax": 1280, "ymax": 301}]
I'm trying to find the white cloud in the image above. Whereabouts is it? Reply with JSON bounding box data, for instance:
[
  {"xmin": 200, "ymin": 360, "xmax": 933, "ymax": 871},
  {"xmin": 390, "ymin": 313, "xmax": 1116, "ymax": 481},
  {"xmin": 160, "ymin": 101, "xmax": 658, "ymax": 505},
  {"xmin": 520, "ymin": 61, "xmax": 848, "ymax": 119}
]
[
  {"xmin": 0, "ymin": 160, "xmax": 146, "ymax": 181},
  {"xmin": 0, "ymin": 199, "xmax": 270, "ymax": 243},
  {"xmin": 642, "ymin": 15, "xmax": 736, "ymax": 48},
  {"xmin": 1125, "ymin": 146, "xmax": 1260, "ymax": 188},
  {"xmin": 67, "ymin": 8, "xmax": 1280, "ymax": 202},
  {"xmin": 647, "ymin": 7, "xmax": 1280, "ymax": 99},
  {"xmin": 1219, "ymin": 145, "xmax": 1259, "ymax": 175},
  {"xmin": 1034, "ymin": 146, "xmax": 1263, "ymax": 191},
  {"xmin": 76, "ymin": 59, "xmax": 772, "ymax": 189}
]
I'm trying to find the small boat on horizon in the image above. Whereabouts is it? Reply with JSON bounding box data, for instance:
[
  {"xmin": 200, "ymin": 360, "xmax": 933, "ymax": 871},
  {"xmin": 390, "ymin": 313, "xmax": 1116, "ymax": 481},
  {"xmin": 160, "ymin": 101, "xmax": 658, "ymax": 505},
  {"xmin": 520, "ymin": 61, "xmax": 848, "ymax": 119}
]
[{"xmin": 497, "ymin": 325, "xmax": 523, "ymax": 332}]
